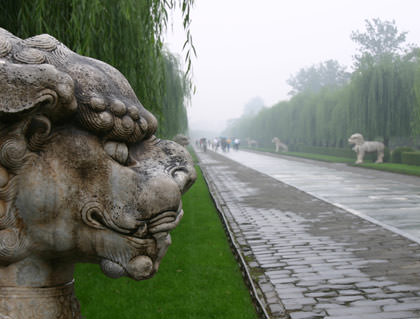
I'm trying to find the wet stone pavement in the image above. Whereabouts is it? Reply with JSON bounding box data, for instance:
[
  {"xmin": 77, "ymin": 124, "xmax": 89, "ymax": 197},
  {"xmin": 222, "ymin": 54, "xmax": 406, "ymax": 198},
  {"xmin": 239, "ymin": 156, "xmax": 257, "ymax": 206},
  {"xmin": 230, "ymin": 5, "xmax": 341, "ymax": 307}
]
[
  {"xmin": 196, "ymin": 149, "xmax": 420, "ymax": 319},
  {"xmin": 219, "ymin": 149, "xmax": 420, "ymax": 241}
]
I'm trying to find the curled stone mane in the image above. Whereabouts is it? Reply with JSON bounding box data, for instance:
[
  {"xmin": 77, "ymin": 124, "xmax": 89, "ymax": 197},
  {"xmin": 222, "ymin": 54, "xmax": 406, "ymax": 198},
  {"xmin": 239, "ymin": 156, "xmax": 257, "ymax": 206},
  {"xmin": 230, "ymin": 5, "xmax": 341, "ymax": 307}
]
[
  {"xmin": 0, "ymin": 120, "xmax": 47, "ymax": 262},
  {"xmin": 0, "ymin": 28, "xmax": 158, "ymax": 263},
  {"xmin": 0, "ymin": 27, "xmax": 157, "ymax": 144},
  {"xmin": 0, "ymin": 28, "xmax": 196, "ymax": 319}
]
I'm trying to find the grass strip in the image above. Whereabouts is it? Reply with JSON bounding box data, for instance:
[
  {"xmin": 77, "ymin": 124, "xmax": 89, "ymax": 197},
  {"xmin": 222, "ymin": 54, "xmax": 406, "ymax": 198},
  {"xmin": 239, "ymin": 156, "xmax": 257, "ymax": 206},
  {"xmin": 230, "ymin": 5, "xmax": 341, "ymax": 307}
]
[
  {"xmin": 355, "ymin": 162, "xmax": 420, "ymax": 176},
  {"xmin": 74, "ymin": 165, "xmax": 258, "ymax": 319}
]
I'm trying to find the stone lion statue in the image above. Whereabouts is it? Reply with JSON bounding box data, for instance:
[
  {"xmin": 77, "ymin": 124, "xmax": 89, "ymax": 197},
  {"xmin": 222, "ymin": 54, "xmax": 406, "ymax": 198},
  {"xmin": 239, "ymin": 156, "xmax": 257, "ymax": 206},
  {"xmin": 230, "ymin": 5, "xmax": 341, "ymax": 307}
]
[
  {"xmin": 272, "ymin": 137, "xmax": 288, "ymax": 152},
  {"xmin": 0, "ymin": 28, "xmax": 196, "ymax": 318},
  {"xmin": 246, "ymin": 138, "xmax": 258, "ymax": 148},
  {"xmin": 348, "ymin": 133, "xmax": 385, "ymax": 164},
  {"xmin": 173, "ymin": 134, "xmax": 190, "ymax": 147}
]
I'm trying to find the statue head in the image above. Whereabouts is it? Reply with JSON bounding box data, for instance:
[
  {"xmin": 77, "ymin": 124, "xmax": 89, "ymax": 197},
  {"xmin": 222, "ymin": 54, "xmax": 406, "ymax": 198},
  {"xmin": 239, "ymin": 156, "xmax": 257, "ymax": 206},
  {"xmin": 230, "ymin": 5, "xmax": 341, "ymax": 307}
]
[
  {"xmin": 173, "ymin": 134, "xmax": 190, "ymax": 147},
  {"xmin": 0, "ymin": 28, "xmax": 196, "ymax": 286},
  {"xmin": 348, "ymin": 133, "xmax": 365, "ymax": 145}
]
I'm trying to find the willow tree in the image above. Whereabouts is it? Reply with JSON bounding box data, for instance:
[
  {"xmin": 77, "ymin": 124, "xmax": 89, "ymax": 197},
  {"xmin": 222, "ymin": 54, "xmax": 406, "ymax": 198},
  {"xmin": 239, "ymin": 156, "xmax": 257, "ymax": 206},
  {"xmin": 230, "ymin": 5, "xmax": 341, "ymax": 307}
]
[
  {"xmin": 160, "ymin": 51, "xmax": 191, "ymax": 137},
  {"xmin": 224, "ymin": 52, "xmax": 420, "ymax": 150},
  {"xmin": 287, "ymin": 60, "xmax": 349, "ymax": 96},
  {"xmin": 350, "ymin": 18, "xmax": 418, "ymax": 145},
  {"xmin": 0, "ymin": 0, "xmax": 195, "ymax": 138},
  {"xmin": 351, "ymin": 18, "xmax": 408, "ymax": 65}
]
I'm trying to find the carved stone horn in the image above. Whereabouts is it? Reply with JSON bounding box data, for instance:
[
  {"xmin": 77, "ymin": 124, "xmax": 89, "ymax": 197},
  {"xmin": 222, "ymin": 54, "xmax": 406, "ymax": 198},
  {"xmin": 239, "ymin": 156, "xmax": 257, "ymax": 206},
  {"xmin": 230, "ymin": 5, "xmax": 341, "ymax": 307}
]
[{"xmin": 0, "ymin": 61, "xmax": 77, "ymax": 122}]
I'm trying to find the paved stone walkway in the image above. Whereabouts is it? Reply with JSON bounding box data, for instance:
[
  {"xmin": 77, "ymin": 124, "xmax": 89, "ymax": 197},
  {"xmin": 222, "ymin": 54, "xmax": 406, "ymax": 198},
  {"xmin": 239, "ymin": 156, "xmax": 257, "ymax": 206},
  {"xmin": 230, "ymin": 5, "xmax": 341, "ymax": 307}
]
[
  {"xmin": 220, "ymin": 149, "xmax": 420, "ymax": 241},
  {"xmin": 197, "ymin": 149, "xmax": 420, "ymax": 319}
]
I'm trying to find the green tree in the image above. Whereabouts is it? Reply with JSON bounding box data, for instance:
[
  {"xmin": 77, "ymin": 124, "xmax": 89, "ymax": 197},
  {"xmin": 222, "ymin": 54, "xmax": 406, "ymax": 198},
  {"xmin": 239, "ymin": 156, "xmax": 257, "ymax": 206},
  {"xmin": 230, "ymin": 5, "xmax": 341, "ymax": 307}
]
[
  {"xmin": 350, "ymin": 19, "xmax": 420, "ymax": 145},
  {"xmin": 242, "ymin": 96, "xmax": 265, "ymax": 116},
  {"xmin": 0, "ymin": 0, "xmax": 195, "ymax": 138},
  {"xmin": 160, "ymin": 51, "xmax": 191, "ymax": 137},
  {"xmin": 351, "ymin": 18, "xmax": 409, "ymax": 65},
  {"xmin": 287, "ymin": 59, "xmax": 349, "ymax": 96}
]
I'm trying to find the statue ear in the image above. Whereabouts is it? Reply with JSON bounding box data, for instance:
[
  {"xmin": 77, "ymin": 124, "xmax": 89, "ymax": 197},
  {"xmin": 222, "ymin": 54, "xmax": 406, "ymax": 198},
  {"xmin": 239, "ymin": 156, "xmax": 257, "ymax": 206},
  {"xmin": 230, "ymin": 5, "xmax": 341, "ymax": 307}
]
[{"xmin": 0, "ymin": 61, "xmax": 77, "ymax": 121}]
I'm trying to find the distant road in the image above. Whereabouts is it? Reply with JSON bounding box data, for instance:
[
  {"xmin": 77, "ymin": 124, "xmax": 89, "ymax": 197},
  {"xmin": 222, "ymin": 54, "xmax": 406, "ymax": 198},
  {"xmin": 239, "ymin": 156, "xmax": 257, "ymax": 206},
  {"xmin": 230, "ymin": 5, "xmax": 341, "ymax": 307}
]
[{"xmin": 215, "ymin": 149, "xmax": 420, "ymax": 242}]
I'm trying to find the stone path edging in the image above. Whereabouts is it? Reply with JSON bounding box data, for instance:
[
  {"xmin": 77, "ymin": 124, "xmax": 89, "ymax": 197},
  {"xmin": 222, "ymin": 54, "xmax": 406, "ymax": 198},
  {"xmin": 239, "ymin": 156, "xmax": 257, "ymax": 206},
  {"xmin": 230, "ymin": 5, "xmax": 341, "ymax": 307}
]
[{"xmin": 200, "ymin": 162, "xmax": 275, "ymax": 319}]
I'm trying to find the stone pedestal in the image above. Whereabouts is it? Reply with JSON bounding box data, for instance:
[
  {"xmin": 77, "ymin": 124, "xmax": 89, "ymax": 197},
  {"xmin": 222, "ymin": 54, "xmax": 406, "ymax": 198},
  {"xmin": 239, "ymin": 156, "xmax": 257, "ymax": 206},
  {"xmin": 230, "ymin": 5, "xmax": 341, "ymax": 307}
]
[{"xmin": 0, "ymin": 282, "xmax": 81, "ymax": 319}]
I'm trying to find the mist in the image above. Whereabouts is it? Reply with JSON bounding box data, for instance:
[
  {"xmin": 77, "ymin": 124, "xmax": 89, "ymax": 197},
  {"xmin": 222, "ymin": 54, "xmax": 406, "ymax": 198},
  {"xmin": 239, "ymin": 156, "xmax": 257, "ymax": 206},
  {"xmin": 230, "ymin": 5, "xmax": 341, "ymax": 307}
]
[{"xmin": 164, "ymin": 0, "xmax": 420, "ymax": 138}]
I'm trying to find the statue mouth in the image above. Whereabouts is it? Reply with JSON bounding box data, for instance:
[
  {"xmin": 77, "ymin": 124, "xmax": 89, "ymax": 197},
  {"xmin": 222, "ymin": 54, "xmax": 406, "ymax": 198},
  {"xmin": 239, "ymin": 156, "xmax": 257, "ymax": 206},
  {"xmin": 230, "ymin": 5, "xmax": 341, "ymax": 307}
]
[
  {"xmin": 99, "ymin": 205, "xmax": 183, "ymax": 280},
  {"xmin": 148, "ymin": 207, "xmax": 184, "ymax": 234}
]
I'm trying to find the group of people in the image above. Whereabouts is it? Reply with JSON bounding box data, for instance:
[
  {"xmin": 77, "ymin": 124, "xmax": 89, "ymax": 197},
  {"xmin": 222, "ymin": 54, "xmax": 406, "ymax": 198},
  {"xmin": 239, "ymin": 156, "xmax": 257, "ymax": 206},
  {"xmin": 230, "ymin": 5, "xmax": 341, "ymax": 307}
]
[
  {"xmin": 198, "ymin": 138, "xmax": 208, "ymax": 152},
  {"xmin": 196, "ymin": 137, "xmax": 241, "ymax": 152},
  {"xmin": 212, "ymin": 137, "xmax": 241, "ymax": 152}
]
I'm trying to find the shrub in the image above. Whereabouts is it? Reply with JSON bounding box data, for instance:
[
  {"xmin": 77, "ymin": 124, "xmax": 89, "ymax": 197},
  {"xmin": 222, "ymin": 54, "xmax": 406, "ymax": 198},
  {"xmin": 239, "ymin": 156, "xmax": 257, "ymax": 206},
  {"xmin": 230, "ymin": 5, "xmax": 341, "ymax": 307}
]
[
  {"xmin": 402, "ymin": 152, "xmax": 420, "ymax": 166},
  {"xmin": 391, "ymin": 147, "xmax": 414, "ymax": 163}
]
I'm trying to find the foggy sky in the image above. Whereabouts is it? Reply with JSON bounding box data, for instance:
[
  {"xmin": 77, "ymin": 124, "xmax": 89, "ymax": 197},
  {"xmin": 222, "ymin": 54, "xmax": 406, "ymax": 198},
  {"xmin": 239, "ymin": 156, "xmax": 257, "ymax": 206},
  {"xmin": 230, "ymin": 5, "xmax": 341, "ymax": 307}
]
[{"xmin": 165, "ymin": 0, "xmax": 420, "ymax": 133}]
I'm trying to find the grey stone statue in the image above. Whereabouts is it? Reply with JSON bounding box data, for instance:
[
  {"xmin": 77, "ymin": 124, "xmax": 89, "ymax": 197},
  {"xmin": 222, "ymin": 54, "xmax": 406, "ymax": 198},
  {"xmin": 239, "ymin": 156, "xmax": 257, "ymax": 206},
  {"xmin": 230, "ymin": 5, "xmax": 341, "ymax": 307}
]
[
  {"xmin": 173, "ymin": 134, "xmax": 190, "ymax": 147},
  {"xmin": 0, "ymin": 28, "xmax": 196, "ymax": 318}
]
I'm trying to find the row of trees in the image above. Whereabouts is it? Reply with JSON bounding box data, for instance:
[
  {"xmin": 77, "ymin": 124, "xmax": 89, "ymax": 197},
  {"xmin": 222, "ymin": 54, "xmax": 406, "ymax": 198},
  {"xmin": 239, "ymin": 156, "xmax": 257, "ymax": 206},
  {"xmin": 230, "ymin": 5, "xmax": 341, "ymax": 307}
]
[
  {"xmin": 0, "ymin": 0, "xmax": 193, "ymax": 138},
  {"xmin": 225, "ymin": 19, "xmax": 420, "ymax": 149}
]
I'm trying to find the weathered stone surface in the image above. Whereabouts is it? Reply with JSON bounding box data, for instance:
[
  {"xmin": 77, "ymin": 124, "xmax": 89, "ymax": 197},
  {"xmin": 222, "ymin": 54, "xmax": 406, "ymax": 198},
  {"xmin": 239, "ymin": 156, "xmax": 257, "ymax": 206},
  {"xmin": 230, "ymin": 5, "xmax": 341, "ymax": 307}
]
[
  {"xmin": 0, "ymin": 28, "xmax": 196, "ymax": 318},
  {"xmin": 197, "ymin": 148, "xmax": 420, "ymax": 318}
]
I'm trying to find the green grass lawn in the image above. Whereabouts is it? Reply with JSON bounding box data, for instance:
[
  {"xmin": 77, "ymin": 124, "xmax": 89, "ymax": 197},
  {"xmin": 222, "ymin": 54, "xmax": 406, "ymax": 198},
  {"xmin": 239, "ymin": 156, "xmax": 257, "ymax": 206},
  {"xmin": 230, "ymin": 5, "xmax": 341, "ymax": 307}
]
[
  {"xmin": 355, "ymin": 162, "xmax": 420, "ymax": 176},
  {"xmin": 74, "ymin": 165, "xmax": 258, "ymax": 319}
]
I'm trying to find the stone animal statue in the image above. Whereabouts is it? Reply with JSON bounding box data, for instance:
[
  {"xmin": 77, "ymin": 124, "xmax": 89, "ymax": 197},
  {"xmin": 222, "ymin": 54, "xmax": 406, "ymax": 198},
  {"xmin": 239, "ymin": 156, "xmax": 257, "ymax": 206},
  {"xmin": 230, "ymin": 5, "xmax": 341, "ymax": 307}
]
[
  {"xmin": 173, "ymin": 134, "xmax": 190, "ymax": 147},
  {"xmin": 272, "ymin": 137, "xmax": 288, "ymax": 152},
  {"xmin": 246, "ymin": 138, "xmax": 258, "ymax": 148},
  {"xmin": 348, "ymin": 133, "xmax": 385, "ymax": 164},
  {"xmin": 0, "ymin": 28, "xmax": 196, "ymax": 318}
]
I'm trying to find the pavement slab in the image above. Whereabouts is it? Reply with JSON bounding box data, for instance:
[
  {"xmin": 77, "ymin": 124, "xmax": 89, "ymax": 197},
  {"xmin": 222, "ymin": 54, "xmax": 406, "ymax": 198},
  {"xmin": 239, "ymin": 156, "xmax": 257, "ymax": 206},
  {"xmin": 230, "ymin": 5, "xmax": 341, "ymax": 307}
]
[{"xmin": 196, "ymin": 148, "xmax": 420, "ymax": 319}]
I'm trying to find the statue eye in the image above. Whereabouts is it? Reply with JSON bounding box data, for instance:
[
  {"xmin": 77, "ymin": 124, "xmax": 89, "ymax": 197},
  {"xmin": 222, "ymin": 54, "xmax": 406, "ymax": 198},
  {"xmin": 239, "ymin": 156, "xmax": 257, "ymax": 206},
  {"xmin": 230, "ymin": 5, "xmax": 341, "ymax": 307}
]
[{"xmin": 104, "ymin": 141, "xmax": 129, "ymax": 165}]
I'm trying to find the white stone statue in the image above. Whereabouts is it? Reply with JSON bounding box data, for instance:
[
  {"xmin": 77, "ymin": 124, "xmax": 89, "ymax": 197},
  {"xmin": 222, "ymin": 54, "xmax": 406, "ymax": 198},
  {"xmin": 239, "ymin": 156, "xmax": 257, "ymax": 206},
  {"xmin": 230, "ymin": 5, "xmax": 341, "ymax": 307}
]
[
  {"xmin": 348, "ymin": 133, "xmax": 385, "ymax": 164},
  {"xmin": 272, "ymin": 137, "xmax": 288, "ymax": 152},
  {"xmin": 246, "ymin": 138, "xmax": 258, "ymax": 148}
]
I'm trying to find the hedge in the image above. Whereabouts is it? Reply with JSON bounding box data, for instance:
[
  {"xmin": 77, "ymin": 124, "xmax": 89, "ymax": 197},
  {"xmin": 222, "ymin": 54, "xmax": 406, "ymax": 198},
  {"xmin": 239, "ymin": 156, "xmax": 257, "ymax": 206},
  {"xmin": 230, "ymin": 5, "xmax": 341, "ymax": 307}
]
[
  {"xmin": 401, "ymin": 152, "xmax": 420, "ymax": 166},
  {"xmin": 391, "ymin": 147, "xmax": 414, "ymax": 163}
]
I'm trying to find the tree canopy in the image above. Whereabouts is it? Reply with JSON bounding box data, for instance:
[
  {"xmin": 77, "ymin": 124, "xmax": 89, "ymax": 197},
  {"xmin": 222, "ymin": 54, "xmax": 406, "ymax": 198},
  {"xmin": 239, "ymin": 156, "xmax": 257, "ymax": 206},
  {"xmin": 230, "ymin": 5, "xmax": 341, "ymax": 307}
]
[
  {"xmin": 351, "ymin": 18, "xmax": 410, "ymax": 65},
  {"xmin": 287, "ymin": 59, "xmax": 349, "ymax": 96},
  {"xmin": 242, "ymin": 96, "xmax": 265, "ymax": 116},
  {"xmin": 0, "ymin": 0, "xmax": 194, "ymax": 138},
  {"xmin": 225, "ymin": 19, "xmax": 420, "ymax": 149}
]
